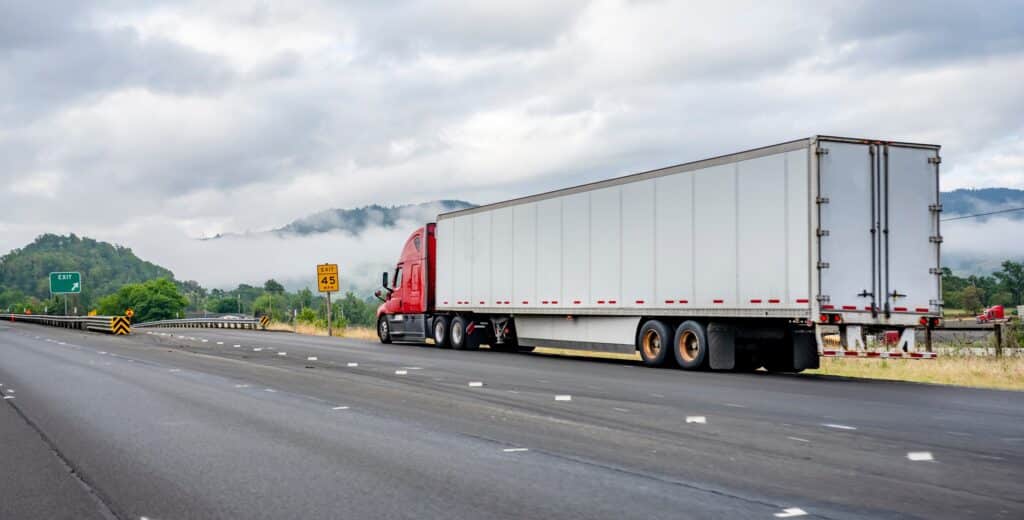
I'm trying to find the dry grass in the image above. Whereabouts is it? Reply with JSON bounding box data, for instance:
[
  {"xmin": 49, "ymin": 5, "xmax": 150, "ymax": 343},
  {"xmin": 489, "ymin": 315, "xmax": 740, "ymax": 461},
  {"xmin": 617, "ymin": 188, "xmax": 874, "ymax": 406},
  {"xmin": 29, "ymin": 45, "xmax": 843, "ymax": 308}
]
[
  {"xmin": 265, "ymin": 322, "xmax": 378, "ymax": 340},
  {"xmin": 807, "ymin": 356, "xmax": 1024, "ymax": 391}
]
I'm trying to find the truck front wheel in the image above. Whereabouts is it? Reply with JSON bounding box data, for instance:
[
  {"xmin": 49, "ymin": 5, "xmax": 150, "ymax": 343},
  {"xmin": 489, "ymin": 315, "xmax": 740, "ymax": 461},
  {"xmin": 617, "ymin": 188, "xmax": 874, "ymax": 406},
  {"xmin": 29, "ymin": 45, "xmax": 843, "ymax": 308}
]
[
  {"xmin": 432, "ymin": 316, "xmax": 451, "ymax": 348},
  {"xmin": 377, "ymin": 316, "xmax": 392, "ymax": 344}
]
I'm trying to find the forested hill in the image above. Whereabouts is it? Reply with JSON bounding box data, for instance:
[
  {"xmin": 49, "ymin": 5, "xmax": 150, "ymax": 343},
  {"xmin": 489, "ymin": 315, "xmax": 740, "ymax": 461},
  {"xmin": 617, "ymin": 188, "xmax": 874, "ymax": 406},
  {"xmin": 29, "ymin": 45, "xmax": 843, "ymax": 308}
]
[{"xmin": 0, "ymin": 234, "xmax": 174, "ymax": 307}]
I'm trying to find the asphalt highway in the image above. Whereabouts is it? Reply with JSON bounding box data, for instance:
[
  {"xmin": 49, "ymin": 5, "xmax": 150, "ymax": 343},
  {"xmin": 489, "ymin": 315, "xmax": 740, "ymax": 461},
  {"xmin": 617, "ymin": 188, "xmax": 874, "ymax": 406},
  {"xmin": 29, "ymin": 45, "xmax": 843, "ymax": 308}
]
[{"xmin": 2, "ymin": 322, "xmax": 1022, "ymax": 519}]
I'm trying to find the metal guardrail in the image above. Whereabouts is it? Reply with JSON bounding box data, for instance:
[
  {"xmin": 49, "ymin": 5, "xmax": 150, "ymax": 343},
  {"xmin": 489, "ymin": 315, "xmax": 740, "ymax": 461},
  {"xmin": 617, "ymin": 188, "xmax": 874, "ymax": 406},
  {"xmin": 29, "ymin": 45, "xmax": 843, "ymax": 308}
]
[
  {"xmin": 134, "ymin": 317, "xmax": 265, "ymax": 330},
  {"xmin": 1, "ymin": 313, "xmax": 131, "ymax": 335}
]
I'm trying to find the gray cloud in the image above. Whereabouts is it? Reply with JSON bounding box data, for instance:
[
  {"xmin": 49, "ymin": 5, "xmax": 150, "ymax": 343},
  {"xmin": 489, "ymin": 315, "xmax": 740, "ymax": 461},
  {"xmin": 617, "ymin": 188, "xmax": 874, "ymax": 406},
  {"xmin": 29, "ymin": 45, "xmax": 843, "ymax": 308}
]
[{"xmin": 1, "ymin": 0, "xmax": 1022, "ymax": 288}]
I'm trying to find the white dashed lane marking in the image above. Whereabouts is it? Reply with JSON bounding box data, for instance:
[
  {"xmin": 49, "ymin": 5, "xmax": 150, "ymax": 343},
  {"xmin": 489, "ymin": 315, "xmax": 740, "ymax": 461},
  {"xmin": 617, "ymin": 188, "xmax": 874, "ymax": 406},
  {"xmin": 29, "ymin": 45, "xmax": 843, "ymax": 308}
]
[
  {"xmin": 908, "ymin": 451, "xmax": 934, "ymax": 461},
  {"xmin": 685, "ymin": 416, "xmax": 706, "ymax": 424},
  {"xmin": 774, "ymin": 507, "xmax": 807, "ymax": 518},
  {"xmin": 347, "ymin": 362, "xmax": 358, "ymax": 367},
  {"xmin": 332, "ymin": 406, "xmax": 349, "ymax": 410},
  {"xmin": 822, "ymin": 423, "xmax": 857, "ymax": 431},
  {"xmin": 307, "ymin": 357, "xmax": 318, "ymax": 361},
  {"xmin": 395, "ymin": 370, "xmax": 408, "ymax": 375},
  {"xmin": 555, "ymin": 395, "xmax": 572, "ymax": 401},
  {"xmin": 468, "ymin": 382, "xmax": 484, "ymax": 387},
  {"xmin": 787, "ymin": 437, "xmax": 810, "ymax": 443},
  {"xmin": 502, "ymin": 448, "xmax": 529, "ymax": 453}
]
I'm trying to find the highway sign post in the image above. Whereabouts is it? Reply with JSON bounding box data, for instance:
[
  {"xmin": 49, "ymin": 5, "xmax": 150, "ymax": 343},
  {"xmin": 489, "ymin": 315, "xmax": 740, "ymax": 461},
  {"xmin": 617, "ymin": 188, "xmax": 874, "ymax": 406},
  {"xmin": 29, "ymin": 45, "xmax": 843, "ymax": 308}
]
[
  {"xmin": 49, "ymin": 272, "xmax": 81, "ymax": 316},
  {"xmin": 317, "ymin": 264, "xmax": 339, "ymax": 336}
]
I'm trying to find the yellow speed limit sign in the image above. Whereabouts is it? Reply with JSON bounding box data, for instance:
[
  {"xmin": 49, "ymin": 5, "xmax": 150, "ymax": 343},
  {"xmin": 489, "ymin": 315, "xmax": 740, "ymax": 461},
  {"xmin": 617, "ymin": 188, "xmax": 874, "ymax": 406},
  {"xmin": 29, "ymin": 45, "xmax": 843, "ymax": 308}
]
[{"xmin": 317, "ymin": 263, "xmax": 339, "ymax": 293}]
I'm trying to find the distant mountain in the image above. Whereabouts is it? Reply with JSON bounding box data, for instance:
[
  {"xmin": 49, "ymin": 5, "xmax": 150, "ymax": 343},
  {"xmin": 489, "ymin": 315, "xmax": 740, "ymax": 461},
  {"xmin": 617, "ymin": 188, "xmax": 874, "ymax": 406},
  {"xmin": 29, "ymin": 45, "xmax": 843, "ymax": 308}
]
[
  {"xmin": 0, "ymin": 234, "xmax": 175, "ymax": 307},
  {"xmin": 941, "ymin": 188, "xmax": 1024, "ymax": 220},
  {"xmin": 205, "ymin": 200, "xmax": 475, "ymax": 239}
]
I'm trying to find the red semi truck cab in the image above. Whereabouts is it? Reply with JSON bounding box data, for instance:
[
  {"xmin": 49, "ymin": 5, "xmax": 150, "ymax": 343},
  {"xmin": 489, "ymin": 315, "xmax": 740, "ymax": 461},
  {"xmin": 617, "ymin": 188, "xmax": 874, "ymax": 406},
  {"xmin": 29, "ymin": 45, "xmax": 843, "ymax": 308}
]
[{"xmin": 375, "ymin": 224, "xmax": 437, "ymax": 341}]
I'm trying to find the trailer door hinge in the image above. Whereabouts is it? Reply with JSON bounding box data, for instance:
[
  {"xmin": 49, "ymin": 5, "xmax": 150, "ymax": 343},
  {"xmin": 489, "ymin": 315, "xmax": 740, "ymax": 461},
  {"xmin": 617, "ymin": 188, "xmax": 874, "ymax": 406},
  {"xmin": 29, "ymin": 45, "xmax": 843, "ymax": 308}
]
[
  {"xmin": 817, "ymin": 261, "xmax": 830, "ymax": 269},
  {"xmin": 929, "ymin": 267, "xmax": 943, "ymax": 275},
  {"xmin": 816, "ymin": 228, "xmax": 830, "ymax": 237},
  {"xmin": 929, "ymin": 299, "xmax": 944, "ymax": 307},
  {"xmin": 928, "ymin": 156, "xmax": 942, "ymax": 164},
  {"xmin": 816, "ymin": 196, "xmax": 830, "ymax": 204},
  {"xmin": 857, "ymin": 290, "xmax": 874, "ymax": 298},
  {"xmin": 816, "ymin": 147, "xmax": 830, "ymax": 156},
  {"xmin": 817, "ymin": 295, "xmax": 831, "ymax": 303},
  {"xmin": 890, "ymin": 290, "xmax": 907, "ymax": 300},
  {"xmin": 929, "ymin": 235, "xmax": 944, "ymax": 244},
  {"xmin": 929, "ymin": 203, "xmax": 943, "ymax": 212}
]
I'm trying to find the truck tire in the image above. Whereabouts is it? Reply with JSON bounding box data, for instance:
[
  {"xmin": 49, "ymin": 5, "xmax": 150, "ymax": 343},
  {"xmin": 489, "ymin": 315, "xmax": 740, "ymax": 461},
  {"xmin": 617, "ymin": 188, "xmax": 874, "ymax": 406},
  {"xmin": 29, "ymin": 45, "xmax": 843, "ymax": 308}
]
[
  {"xmin": 450, "ymin": 316, "xmax": 479, "ymax": 351},
  {"xmin": 673, "ymin": 320, "xmax": 709, "ymax": 370},
  {"xmin": 432, "ymin": 316, "xmax": 451, "ymax": 348},
  {"xmin": 377, "ymin": 316, "xmax": 392, "ymax": 344},
  {"xmin": 638, "ymin": 320, "xmax": 673, "ymax": 367}
]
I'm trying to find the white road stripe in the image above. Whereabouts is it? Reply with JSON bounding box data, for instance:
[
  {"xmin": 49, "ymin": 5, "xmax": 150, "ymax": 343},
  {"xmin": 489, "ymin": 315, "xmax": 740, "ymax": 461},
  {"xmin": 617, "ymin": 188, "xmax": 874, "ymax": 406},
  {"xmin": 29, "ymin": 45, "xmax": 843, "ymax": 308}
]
[
  {"xmin": 346, "ymin": 362, "xmax": 358, "ymax": 367},
  {"xmin": 555, "ymin": 395, "xmax": 572, "ymax": 401},
  {"xmin": 822, "ymin": 423, "xmax": 857, "ymax": 431},
  {"xmin": 907, "ymin": 451, "xmax": 934, "ymax": 461},
  {"xmin": 685, "ymin": 416, "xmax": 707, "ymax": 424},
  {"xmin": 3, "ymin": 396, "xmax": 13, "ymax": 400},
  {"xmin": 332, "ymin": 406, "xmax": 349, "ymax": 410},
  {"xmin": 233, "ymin": 345, "xmax": 240, "ymax": 348},
  {"xmin": 278, "ymin": 352, "xmax": 287, "ymax": 356},
  {"xmin": 253, "ymin": 348, "xmax": 263, "ymax": 352},
  {"xmin": 468, "ymin": 382, "xmax": 484, "ymax": 387},
  {"xmin": 264, "ymin": 388, "xmax": 276, "ymax": 393},
  {"xmin": 787, "ymin": 437, "xmax": 810, "ymax": 443},
  {"xmin": 502, "ymin": 448, "xmax": 529, "ymax": 453},
  {"xmin": 395, "ymin": 370, "xmax": 408, "ymax": 375},
  {"xmin": 307, "ymin": 356, "xmax": 318, "ymax": 361},
  {"xmin": 216, "ymin": 341, "xmax": 224, "ymax": 345},
  {"xmin": 774, "ymin": 507, "xmax": 807, "ymax": 518},
  {"xmin": 234, "ymin": 384, "xmax": 249, "ymax": 388}
]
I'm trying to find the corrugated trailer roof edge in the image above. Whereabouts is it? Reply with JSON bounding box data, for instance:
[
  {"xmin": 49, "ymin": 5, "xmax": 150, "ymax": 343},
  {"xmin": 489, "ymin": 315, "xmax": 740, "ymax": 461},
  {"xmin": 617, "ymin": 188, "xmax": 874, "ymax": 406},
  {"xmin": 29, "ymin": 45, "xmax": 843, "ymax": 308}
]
[{"xmin": 437, "ymin": 135, "xmax": 940, "ymax": 220}]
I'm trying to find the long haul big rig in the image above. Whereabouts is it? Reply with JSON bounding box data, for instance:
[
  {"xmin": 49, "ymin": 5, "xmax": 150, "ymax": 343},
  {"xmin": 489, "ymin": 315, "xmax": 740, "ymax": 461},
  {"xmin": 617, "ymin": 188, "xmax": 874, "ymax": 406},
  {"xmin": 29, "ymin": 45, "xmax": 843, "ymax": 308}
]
[{"xmin": 374, "ymin": 136, "xmax": 943, "ymax": 372}]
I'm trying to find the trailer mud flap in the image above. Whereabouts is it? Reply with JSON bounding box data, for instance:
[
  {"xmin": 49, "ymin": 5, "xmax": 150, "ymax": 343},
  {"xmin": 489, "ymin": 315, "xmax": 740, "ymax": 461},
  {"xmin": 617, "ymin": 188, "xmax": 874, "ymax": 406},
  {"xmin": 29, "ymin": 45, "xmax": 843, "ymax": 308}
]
[
  {"xmin": 708, "ymin": 322, "xmax": 736, "ymax": 370},
  {"xmin": 792, "ymin": 329, "xmax": 819, "ymax": 371}
]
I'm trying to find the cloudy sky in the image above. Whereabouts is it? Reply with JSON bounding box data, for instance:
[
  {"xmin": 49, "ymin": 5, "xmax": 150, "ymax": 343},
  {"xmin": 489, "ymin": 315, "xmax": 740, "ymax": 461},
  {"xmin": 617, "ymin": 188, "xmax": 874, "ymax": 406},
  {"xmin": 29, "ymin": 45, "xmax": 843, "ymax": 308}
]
[{"xmin": 1, "ymin": 0, "xmax": 1022, "ymax": 288}]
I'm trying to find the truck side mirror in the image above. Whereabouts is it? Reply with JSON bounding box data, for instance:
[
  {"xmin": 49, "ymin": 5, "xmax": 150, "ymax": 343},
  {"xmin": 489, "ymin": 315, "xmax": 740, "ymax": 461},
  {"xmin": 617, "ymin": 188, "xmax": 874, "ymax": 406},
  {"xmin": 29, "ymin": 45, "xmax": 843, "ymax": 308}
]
[
  {"xmin": 382, "ymin": 272, "xmax": 389, "ymax": 289},
  {"xmin": 373, "ymin": 289, "xmax": 385, "ymax": 302}
]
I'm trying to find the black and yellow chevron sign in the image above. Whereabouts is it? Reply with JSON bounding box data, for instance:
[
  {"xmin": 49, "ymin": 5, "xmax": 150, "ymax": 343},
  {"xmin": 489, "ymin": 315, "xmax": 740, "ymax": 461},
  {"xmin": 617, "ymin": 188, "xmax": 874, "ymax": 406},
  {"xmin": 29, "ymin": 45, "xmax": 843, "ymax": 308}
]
[
  {"xmin": 260, "ymin": 316, "xmax": 270, "ymax": 328},
  {"xmin": 111, "ymin": 316, "xmax": 131, "ymax": 335}
]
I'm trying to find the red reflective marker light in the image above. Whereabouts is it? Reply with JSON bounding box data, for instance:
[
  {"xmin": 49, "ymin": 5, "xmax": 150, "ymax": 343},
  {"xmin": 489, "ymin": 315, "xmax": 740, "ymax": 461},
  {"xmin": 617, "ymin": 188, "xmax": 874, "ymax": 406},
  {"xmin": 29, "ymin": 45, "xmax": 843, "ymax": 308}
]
[
  {"xmin": 919, "ymin": 317, "xmax": 929, "ymax": 326},
  {"xmin": 819, "ymin": 314, "xmax": 830, "ymax": 324},
  {"xmin": 930, "ymin": 317, "xmax": 942, "ymax": 327},
  {"xmin": 830, "ymin": 314, "xmax": 843, "ymax": 324}
]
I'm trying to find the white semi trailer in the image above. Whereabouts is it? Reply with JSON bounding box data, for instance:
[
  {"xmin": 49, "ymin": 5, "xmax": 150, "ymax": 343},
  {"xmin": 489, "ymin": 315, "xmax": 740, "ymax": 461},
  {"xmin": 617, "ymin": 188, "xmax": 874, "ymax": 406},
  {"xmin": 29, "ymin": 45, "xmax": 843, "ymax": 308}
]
[{"xmin": 376, "ymin": 136, "xmax": 942, "ymax": 372}]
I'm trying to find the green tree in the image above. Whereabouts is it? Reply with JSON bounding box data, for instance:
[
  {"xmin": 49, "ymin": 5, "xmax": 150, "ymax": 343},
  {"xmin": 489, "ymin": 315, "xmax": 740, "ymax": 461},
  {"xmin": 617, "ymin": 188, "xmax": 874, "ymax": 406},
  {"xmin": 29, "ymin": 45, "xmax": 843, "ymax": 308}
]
[
  {"xmin": 993, "ymin": 260, "xmax": 1024, "ymax": 306},
  {"xmin": 97, "ymin": 278, "xmax": 188, "ymax": 322},
  {"xmin": 264, "ymin": 279, "xmax": 284, "ymax": 294},
  {"xmin": 339, "ymin": 291, "xmax": 376, "ymax": 327},
  {"xmin": 961, "ymin": 285, "xmax": 984, "ymax": 314}
]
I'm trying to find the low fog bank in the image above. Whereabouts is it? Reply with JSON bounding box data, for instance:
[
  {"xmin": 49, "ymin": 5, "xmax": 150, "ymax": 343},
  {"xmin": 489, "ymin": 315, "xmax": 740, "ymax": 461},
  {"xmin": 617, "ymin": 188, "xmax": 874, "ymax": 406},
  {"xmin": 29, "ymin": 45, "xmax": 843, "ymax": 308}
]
[{"xmin": 129, "ymin": 221, "xmax": 423, "ymax": 294}]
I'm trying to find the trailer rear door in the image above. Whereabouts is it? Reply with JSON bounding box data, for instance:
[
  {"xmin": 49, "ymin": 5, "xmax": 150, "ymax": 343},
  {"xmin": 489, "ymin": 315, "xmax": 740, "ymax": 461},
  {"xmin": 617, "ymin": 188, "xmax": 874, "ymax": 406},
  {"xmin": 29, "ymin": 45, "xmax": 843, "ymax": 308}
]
[{"xmin": 816, "ymin": 138, "xmax": 941, "ymax": 320}]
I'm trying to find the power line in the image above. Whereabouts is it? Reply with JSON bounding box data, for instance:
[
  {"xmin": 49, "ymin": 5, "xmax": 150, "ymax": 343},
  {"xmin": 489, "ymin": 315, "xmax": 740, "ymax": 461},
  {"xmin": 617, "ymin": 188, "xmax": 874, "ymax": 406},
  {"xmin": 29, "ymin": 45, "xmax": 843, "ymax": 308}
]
[{"xmin": 941, "ymin": 206, "xmax": 1024, "ymax": 222}]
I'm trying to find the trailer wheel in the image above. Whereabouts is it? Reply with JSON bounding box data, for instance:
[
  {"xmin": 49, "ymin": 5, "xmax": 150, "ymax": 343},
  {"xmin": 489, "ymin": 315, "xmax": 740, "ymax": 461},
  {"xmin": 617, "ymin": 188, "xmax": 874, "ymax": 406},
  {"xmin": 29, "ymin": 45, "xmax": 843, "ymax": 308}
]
[
  {"xmin": 673, "ymin": 320, "xmax": 708, "ymax": 370},
  {"xmin": 638, "ymin": 320, "xmax": 673, "ymax": 367},
  {"xmin": 450, "ymin": 316, "xmax": 479, "ymax": 351},
  {"xmin": 432, "ymin": 316, "xmax": 451, "ymax": 348},
  {"xmin": 377, "ymin": 316, "xmax": 392, "ymax": 344}
]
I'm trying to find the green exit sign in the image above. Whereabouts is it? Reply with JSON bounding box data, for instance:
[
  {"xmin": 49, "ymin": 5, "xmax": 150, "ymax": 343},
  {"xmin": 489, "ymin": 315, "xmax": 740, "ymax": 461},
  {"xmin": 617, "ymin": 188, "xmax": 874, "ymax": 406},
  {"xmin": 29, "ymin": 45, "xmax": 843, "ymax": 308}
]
[{"xmin": 50, "ymin": 272, "xmax": 81, "ymax": 294}]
